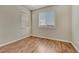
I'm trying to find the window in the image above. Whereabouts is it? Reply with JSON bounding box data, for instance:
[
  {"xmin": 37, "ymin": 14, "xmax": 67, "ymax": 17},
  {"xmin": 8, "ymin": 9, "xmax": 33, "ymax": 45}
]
[{"xmin": 39, "ymin": 11, "xmax": 55, "ymax": 28}]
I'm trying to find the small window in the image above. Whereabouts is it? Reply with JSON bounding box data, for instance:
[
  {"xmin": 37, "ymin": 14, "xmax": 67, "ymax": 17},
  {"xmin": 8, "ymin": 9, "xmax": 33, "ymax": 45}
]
[{"xmin": 39, "ymin": 11, "xmax": 55, "ymax": 28}]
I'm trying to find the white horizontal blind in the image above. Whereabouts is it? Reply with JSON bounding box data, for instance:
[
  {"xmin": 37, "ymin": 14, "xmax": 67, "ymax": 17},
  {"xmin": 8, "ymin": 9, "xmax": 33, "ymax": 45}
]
[{"xmin": 39, "ymin": 11, "xmax": 55, "ymax": 28}]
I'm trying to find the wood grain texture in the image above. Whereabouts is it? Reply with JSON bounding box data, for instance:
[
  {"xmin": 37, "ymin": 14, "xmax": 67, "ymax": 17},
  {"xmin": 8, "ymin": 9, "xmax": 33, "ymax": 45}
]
[{"xmin": 0, "ymin": 36, "xmax": 77, "ymax": 53}]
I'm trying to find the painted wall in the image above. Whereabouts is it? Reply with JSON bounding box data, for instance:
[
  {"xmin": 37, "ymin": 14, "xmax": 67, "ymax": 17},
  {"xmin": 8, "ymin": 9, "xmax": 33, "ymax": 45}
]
[
  {"xmin": 72, "ymin": 6, "xmax": 79, "ymax": 52},
  {"xmin": 0, "ymin": 6, "xmax": 31, "ymax": 44},
  {"xmin": 32, "ymin": 6, "xmax": 72, "ymax": 42}
]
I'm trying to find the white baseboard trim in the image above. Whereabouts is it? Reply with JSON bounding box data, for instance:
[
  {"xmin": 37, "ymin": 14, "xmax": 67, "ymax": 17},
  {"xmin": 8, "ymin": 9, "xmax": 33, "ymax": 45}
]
[
  {"xmin": 0, "ymin": 35, "xmax": 71, "ymax": 48},
  {"xmin": 70, "ymin": 42, "xmax": 79, "ymax": 52},
  {"xmin": 0, "ymin": 35, "xmax": 31, "ymax": 47},
  {"xmin": 32, "ymin": 35, "xmax": 71, "ymax": 43}
]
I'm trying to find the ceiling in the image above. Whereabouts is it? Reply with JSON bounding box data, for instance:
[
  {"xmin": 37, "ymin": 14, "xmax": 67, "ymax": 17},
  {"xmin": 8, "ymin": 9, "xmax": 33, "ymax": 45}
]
[{"xmin": 23, "ymin": 5, "xmax": 49, "ymax": 10}]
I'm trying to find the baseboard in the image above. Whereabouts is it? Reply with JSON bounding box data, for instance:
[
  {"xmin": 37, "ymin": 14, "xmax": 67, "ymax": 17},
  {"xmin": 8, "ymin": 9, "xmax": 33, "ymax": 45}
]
[
  {"xmin": 0, "ymin": 35, "xmax": 31, "ymax": 47},
  {"xmin": 70, "ymin": 42, "xmax": 79, "ymax": 52},
  {"xmin": 0, "ymin": 35, "xmax": 71, "ymax": 48},
  {"xmin": 32, "ymin": 35, "xmax": 71, "ymax": 43}
]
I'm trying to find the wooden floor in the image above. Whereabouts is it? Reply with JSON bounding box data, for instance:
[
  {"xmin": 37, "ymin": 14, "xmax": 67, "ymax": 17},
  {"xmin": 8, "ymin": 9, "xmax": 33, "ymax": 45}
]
[{"xmin": 0, "ymin": 36, "xmax": 77, "ymax": 53}]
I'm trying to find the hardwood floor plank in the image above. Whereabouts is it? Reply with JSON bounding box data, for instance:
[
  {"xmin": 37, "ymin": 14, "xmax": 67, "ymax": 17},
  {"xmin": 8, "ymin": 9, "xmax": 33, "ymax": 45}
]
[{"xmin": 0, "ymin": 36, "xmax": 77, "ymax": 53}]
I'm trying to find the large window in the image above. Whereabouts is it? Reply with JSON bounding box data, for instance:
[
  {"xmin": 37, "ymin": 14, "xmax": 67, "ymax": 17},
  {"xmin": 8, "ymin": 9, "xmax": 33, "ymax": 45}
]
[{"xmin": 39, "ymin": 11, "xmax": 55, "ymax": 28}]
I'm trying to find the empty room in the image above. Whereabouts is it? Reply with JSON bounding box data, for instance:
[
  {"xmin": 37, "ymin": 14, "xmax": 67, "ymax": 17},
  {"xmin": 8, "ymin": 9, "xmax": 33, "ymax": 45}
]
[{"xmin": 0, "ymin": 5, "xmax": 79, "ymax": 53}]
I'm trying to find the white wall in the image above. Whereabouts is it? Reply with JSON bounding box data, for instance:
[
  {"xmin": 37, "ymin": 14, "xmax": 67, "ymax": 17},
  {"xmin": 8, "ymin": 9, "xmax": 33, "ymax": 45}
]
[
  {"xmin": 32, "ymin": 6, "xmax": 72, "ymax": 42},
  {"xmin": 0, "ymin": 6, "xmax": 31, "ymax": 44},
  {"xmin": 72, "ymin": 6, "xmax": 79, "ymax": 52}
]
